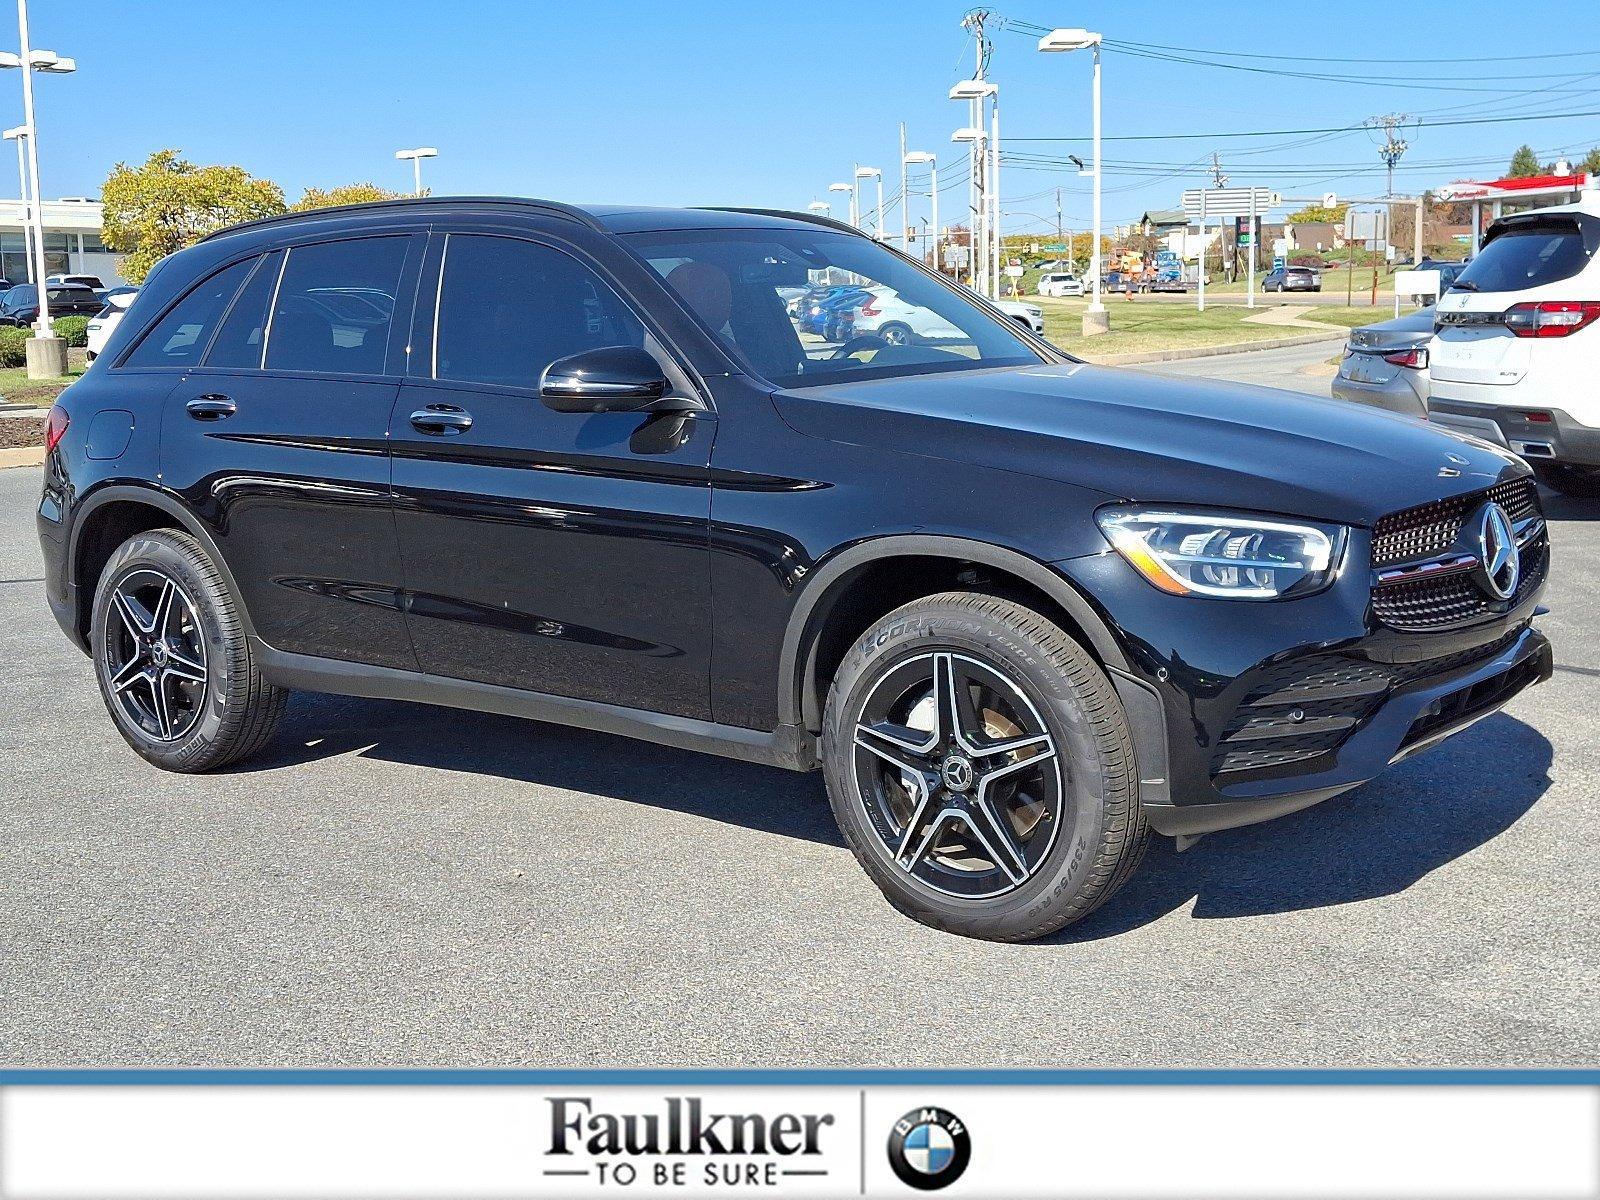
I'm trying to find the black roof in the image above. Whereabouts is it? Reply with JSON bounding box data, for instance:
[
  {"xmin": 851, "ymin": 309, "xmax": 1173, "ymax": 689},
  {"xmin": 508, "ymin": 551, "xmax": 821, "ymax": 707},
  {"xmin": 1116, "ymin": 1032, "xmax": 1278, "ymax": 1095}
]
[{"xmin": 200, "ymin": 196, "xmax": 856, "ymax": 244}]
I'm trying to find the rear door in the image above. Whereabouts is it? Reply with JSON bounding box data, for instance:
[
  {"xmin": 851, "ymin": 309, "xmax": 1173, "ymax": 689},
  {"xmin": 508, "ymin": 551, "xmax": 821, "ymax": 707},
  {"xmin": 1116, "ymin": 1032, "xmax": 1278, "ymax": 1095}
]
[
  {"xmin": 389, "ymin": 227, "xmax": 715, "ymax": 718},
  {"xmin": 151, "ymin": 233, "xmax": 425, "ymax": 668}
]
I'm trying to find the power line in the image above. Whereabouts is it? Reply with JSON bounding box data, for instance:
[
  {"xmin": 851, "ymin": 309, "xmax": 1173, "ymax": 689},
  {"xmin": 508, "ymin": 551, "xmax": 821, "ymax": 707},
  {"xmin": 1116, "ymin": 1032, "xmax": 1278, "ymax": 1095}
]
[
  {"xmin": 1005, "ymin": 107, "xmax": 1600, "ymax": 143},
  {"xmin": 1084, "ymin": 35, "xmax": 1600, "ymax": 67}
]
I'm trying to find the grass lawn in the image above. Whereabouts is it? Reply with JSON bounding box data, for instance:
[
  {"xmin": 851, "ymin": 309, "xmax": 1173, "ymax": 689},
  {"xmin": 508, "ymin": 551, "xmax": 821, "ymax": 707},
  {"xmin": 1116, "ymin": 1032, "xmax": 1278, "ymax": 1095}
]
[
  {"xmin": 1036, "ymin": 297, "xmax": 1376, "ymax": 357},
  {"xmin": 0, "ymin": 363, "xmax": 83, "ymax": 408}
]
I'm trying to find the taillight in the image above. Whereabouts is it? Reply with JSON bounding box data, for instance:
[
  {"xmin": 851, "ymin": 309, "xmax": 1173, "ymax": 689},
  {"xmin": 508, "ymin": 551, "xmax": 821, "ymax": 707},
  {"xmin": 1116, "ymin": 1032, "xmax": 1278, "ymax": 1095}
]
[
  {"xmin": 1382, "ymin": 348, "xmax": 1428, "ymax": 369},
  {"xmin": 1522, "ymin": 411, "xmax": 1554, "ymax": 423},
  {"xmin": 44, "ymin": 404, "xmax": 68, "ymax": 452},
  {"xmin": 858, "ymin": 299, "xmax": 879, "ymax": 317},
  {"xmin": 1502, "ymin": 301, "xmax": 1600, "ymax": 338}
]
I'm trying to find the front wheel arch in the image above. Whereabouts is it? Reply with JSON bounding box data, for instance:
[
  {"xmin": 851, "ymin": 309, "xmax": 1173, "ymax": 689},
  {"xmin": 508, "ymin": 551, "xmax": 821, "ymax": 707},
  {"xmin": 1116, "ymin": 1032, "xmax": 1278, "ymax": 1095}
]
[{"xmin": 780, "ymin": 536, "xmax": 1131, "ymax": 732}]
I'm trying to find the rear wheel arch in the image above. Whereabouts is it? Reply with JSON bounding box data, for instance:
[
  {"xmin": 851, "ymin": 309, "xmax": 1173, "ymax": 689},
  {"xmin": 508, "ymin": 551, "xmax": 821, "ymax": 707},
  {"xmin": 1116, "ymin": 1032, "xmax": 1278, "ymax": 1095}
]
[
  {"xmin": 780, "ymin": 536, "xmax": 1129, "ymax": 732},
  {"xmin": 70, "ymin": 486, "xmax": 257, "ymax": 646}
]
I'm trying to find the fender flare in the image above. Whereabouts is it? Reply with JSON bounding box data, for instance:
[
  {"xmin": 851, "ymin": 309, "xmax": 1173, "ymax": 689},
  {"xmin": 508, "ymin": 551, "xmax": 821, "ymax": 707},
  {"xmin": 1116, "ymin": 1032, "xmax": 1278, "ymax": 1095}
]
[
  {"xmin": 777, "ymin": 534, "xmax": 1130, "ymax": 729},
  {"xmin": 66, "ymin": 483, "xmax": 259, "ymax": 642}
]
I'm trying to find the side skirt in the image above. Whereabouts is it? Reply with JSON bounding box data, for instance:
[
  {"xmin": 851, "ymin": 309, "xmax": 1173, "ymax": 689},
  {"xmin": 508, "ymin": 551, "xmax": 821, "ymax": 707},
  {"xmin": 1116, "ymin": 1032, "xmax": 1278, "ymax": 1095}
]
[{"xmin": 254, "ymin": 643, "xmax": 820, "ymax": 772}]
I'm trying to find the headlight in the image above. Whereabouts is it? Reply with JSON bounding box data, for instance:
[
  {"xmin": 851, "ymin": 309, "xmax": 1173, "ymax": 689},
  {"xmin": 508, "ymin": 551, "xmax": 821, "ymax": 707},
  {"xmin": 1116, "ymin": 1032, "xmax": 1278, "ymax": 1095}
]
[{"xmin": 1096, "ymin": 507, "xmax": 1344, "ymax": 600}]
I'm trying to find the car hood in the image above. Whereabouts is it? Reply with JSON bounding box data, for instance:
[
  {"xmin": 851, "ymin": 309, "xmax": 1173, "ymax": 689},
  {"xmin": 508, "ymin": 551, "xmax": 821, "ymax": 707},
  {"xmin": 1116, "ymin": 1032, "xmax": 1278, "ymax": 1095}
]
[{"xmin": 774, "ymin": 362, "xmax": 1525, "ymax": 528}]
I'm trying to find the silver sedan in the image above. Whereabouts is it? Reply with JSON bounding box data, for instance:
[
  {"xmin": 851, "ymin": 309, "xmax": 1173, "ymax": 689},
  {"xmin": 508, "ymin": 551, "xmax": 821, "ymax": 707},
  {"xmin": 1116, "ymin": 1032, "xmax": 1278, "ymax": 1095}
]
[{"xmin": 1330, "ymin": 306, "xmax": 1434, "ymax": 418}]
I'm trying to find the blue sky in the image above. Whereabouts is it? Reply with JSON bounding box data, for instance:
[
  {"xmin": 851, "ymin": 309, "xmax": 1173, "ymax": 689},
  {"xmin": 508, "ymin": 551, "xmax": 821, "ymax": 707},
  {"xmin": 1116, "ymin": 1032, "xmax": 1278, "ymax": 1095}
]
[{"xmin": 26, "ymin": 0, "xmax": 1600, "ymax": 238}]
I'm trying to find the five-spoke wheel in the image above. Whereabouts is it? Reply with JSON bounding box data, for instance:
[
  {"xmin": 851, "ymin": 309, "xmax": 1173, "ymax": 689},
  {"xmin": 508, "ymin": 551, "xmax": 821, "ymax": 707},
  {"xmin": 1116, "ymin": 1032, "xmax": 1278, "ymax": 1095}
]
[{"xmin": 104, "ymin": 569, "xmax": 209, "ymax": 742}]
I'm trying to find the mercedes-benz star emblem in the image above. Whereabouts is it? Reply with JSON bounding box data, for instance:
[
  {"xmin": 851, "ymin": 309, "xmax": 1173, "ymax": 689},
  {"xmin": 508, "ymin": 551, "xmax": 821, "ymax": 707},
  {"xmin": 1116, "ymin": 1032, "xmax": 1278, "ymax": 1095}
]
[{"xmin": 1476, "ymin": 502, "xmax": 1520, "ymax": 600}]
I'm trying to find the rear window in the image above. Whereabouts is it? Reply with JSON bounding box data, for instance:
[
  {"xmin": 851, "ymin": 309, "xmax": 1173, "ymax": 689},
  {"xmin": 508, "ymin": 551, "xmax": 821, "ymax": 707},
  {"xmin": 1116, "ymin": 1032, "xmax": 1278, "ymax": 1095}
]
[
  {"xmin": 1452, "ymin": 222, "xmax": 1591, "ymax": 293},
  {"xmin": 123, "ymin": 257, "xmax": 256, "ymax": 369}
]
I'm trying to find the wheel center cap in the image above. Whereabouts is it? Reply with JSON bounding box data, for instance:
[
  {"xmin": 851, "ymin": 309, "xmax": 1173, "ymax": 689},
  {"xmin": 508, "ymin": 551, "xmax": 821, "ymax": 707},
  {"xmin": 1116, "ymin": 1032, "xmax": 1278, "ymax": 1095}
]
[
  {"xmin": 941, "ymin": 754, "xmax": 974, "ymax": 792},
  {"xmin": 149, "ymin": 641, "xmax": 169, "ymax": 667}
]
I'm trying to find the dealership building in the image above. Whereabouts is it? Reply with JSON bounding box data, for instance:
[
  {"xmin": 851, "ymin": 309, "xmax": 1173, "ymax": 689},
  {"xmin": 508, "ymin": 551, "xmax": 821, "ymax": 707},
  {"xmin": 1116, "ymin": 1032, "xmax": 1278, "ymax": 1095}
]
[{"xmin": 0, "ymin": 195, "xmax": 126, "ymax": 286}]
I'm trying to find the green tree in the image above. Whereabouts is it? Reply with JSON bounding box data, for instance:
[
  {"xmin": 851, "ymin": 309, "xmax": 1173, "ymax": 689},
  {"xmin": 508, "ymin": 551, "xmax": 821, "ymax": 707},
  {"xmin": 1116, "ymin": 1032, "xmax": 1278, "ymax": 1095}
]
[
  {"xmin": 1578, "ymin": 147, "xmax": 1600, "ymax": 176},
  {"xmin": 101, "ymin": 150, "xmax": 286, "ymax": 283},
  {"xmin": 1507, "ymin": 144, "xmax": 1541, "ymax": 178},
  {"xmin": 293, "ymin": 183, "xmax": 408, "ymax": 211},
  {"xmin": 1287, "ymin": 202, "xmax": 1350, "ymax": 225}
]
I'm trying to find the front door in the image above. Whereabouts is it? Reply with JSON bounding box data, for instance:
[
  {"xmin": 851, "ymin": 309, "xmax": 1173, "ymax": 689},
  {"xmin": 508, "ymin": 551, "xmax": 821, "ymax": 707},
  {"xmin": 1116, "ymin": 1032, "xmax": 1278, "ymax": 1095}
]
[
  {"xmin": 390, "ymin": 231, "xmax": 715, "ymax": 719},
  {"xmin": 151, "ymin": 235, "xmax": 424, "ymax": 669}
]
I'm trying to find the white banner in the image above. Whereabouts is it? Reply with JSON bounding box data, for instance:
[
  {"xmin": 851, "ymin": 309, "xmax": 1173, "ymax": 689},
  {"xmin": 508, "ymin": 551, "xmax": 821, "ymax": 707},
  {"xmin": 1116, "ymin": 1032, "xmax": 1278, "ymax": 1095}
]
[{"xmin": 2, "ymin": 1082, "xmax": 1596, "ymax": 1199}]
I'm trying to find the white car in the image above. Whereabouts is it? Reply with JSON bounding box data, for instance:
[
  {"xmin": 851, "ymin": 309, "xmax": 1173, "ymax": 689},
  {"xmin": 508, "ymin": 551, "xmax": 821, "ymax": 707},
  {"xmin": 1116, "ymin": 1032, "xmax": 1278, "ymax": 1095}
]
[
  {"xmin": 1428, "ymin": 196, "xmax": 1600, "ymax": 498},
  {"xmin": 85, "ymin": 289, "xmax": 137, "ymax": 362},
  {"xmin": 993, "ymin": 298, "xmax": 1046, "ymax": 336},
  {"xmin": 848, "ymin": 286, "xmax": 965, "ymax": 344},
  {"xmin": 1037, "ymin": 272, "xmax": 1084, "ymax": 298}
]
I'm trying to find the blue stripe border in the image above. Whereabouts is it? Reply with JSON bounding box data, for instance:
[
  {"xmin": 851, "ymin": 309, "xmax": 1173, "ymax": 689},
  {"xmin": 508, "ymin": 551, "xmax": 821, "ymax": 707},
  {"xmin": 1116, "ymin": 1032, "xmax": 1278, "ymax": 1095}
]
[{"xmin": 0, "ymin": 1069, "xmax": 1595, "ymax": 1086}]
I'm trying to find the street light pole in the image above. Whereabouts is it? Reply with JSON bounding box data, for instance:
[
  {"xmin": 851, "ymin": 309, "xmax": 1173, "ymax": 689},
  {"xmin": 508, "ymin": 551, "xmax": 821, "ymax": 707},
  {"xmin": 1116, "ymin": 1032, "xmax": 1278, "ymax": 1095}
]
[
  {"xmin": 16, "ymin": 0, "xmax": 46, "ymax": 336},
  {"xmin": 1039, "ymin": 28, "xmax": 1106, "ymax": 336},
  {"xmin": 899, "ymin": 123, "xmax": 908, "ymax": 251},
  {"xmin": 4, "ymin": 125, "xmax": 30, "ymax": 281},
  {"xmin": 828, "ymin": 182, "xmax": 852, "ymax": 227},
  {"xmin": 990, "ymin": 84, "xmax": 1001, "ymax": 298},
  {"xmin": 394, "ymin": 147, "xmax": 438, "ymax": 197},
  {"xmin": 904, "ymin": 151, "xmax": 937, "ymax": 268}
]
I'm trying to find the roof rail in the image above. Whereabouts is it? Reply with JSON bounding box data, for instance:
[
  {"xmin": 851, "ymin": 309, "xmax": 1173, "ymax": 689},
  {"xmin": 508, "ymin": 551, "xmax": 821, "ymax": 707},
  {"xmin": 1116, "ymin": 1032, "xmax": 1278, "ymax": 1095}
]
[
  {"xmin": 698, "ymin": 206, "xmax": 865, "ymax": 237},
  {"xmin": 198, "ymin": 195, "xmax": 604, "ymax": 244}
]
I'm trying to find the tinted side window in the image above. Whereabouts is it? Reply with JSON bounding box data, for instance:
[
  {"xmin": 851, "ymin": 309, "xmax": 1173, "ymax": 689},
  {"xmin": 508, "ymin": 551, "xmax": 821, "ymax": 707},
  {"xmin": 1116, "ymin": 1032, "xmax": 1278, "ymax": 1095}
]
[
  {"xmin": 123, "ymin": 257, "xmax": 256, "ymax": 369},
  {"xmin": 434, "ymin": 234, "xmax": 644, "ymax": 388},
  {"xmin": 265, "ymin": 237, "xmax": 409, "ymax": 375},
  {"xmin": 205, "ymin": 251, "xmax": 282, "ymax": 369},
  {"xmin": 3, "ymin": 284, "xmax": 35, "ymax": 310}
]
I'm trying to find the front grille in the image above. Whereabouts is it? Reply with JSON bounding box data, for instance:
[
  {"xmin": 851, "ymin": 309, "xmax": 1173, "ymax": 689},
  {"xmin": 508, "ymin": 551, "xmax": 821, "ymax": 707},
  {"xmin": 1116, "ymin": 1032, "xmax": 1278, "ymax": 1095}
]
[
  {"xmin": 1372, "ymin": 531, "xmax": 1548, "ymax": 631},
  {"xmin": 1371, "ymin": 477, "xmax": 1538, "ymax": 568},
  {"xmin": 1211, "ymin": 631, "xmax": 1523, "ymax": 778}
]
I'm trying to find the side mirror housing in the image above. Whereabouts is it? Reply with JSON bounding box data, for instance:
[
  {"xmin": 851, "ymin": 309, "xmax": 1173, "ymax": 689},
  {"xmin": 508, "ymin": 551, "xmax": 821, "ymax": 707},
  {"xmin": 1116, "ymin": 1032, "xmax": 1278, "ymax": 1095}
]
[{"xmin": 540, "ymin": 346, "xmax": 674, "ymax": 414}]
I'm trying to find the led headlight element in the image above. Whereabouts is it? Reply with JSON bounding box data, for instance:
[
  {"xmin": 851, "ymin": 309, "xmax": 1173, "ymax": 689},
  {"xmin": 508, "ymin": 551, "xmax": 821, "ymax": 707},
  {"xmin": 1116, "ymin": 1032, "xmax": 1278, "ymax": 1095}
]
[{"xmin": 1096, "ymin": 508, "xmax": 1343, "ymax": 600}]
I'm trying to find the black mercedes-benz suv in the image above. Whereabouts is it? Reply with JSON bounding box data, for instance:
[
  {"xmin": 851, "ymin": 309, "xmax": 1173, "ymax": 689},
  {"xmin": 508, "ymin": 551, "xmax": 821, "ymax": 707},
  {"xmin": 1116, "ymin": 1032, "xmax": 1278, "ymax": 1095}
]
[{"xmin": 36, "ymin": 198, "xmax": 1553, "ymax": 941}]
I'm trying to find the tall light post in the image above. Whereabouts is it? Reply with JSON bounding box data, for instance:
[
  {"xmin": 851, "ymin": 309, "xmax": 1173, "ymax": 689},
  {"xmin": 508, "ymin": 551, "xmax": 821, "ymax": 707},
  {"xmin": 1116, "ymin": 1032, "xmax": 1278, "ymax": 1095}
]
[
  {"xmin": 1039, "ymin": 27, "xmax": 1105, "ymax": 336},
  {"xmin": 3, "ymin": 125, "xmax": 30, "ymax": 281},
  {"xmin": 827, "ymin": 182, "xmax": 853, "ymax": 227},
  {"xmin": 950, "ymin": 79, "xmax": 997, "ymax": 296},
  {"xmin": 951, "ymin": 127, "xmax": 986, "ymax": 291},
  {"xmin": 1, "ymin": 2, "xmax": 75, "ymax": 366},
  {"xmin": 855, "ymin": 166, "xmax": 882, "ymax": 239},
  {"xmin": 904, "ymin": 151, "xmax": 937, "ymax": 268},
  {"xmin": 394, "ymin": 146, "xmax": 437, "ymax": 197},
  {"xmin": 807, "ymin": 200, "xmax": 830, "ymax": 218}
]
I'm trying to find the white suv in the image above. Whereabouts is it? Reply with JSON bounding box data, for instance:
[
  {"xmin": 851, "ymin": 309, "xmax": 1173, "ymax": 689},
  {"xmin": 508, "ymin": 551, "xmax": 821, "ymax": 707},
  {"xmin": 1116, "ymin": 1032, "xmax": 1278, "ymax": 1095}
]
[
  {"xmin": 1037, "ymin": 272, "xmax": 1084, "ymax": 297},
  {"xmin": 1428, "ymin": 196, "xmax": 1600, "ymax": 497}
]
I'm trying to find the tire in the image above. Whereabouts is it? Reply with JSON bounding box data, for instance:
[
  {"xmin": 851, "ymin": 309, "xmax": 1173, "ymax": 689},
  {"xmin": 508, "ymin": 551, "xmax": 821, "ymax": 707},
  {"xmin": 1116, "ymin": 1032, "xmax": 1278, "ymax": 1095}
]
[
  {"xmin": 90, "ymin": 528, "xmax": 286, "ymax": 772},
  {"xmin": 1533, "ymin": 463, "xmax": 1600, "ymax": 499},
  {"xmin": 822, "ymin": 592, "xmax": 1148, "ymax": 941},
  {"xmin": 879, "ymin": 321, "xmax": 914, "ymax": 347}
]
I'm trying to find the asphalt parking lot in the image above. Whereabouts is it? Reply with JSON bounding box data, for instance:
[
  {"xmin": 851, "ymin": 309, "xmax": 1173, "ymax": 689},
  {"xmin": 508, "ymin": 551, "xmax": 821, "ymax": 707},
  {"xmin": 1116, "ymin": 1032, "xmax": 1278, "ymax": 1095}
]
[{"xmin": 2, "ymin": 358, "xmax": 1596, "ymax": 1068}]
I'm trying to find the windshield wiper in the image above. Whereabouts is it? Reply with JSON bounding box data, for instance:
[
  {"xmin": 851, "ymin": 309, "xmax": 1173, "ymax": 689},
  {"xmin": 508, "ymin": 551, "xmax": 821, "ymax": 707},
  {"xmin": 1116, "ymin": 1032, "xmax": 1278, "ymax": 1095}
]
[{"xmin": 1448, "ymin": 279, "xmax": 1479, "ymax": 292}]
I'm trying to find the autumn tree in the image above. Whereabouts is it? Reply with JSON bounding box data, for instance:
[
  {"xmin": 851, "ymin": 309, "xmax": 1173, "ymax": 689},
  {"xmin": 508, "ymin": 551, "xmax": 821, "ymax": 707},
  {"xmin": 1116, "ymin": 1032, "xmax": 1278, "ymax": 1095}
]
[
  {"xmin": 101, "ymin": 150, "xmax": 285, "ymax": 283},
  {"xmin": 1287, "ymin": 201, "xmax": 1350, "ymax": 225},
  {"xmin": 293, "ymin": 183, "xmax": 408, "ymax": 211}
]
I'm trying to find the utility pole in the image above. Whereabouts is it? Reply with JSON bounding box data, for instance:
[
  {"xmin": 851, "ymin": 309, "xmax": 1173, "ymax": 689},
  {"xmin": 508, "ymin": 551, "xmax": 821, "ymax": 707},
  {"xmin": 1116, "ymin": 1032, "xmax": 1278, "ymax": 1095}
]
[
  {"xmin": 1209, "ymin": 152, "xmax": 1228, "ymax": 189},
  {"xmin": 962, "ymin": 8, "xmax": 993, "ymax": 296},
  {"xmin": 899, "ymin": 122, "xmax": 908, "ymax": 251},
  {"xmin": 1366, "ymin": 113, "xmax": 1413, "ymax": 199}
]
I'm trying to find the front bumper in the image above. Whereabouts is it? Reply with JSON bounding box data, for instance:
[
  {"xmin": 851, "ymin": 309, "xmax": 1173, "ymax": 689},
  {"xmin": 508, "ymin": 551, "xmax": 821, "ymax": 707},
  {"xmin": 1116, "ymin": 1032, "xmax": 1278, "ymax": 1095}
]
[
  {"xmin": 1058, "ymin": 527, "xmax": 1551, "ymax": 838},
  {"xmin": 1428, "ymin": 400, "xmax": 1600, "ymax": 468}
]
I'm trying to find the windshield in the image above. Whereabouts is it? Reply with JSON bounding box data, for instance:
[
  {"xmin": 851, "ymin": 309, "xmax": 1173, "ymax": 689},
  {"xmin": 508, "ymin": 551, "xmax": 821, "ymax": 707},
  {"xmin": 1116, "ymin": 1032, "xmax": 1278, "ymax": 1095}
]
[
  {"xmin": 623, "ymin": 227, "xmax": 1044, "ymax": 388},
  {"xmin": 1452, "ymin": 222, "xmax": 1591, "ymax": 293}
]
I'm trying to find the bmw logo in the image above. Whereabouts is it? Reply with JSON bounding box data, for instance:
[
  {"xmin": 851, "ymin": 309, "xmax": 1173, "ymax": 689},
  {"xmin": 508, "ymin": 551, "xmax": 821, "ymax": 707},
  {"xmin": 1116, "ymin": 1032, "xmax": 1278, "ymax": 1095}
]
[{"xmin": 887, "ymin": 1107, "xmax": 971, "ymax": 1191}]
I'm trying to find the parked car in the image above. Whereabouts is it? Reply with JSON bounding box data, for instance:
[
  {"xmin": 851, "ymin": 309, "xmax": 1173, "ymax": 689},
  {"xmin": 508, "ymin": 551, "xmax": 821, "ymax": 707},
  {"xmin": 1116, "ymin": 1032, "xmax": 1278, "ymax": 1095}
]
[
  {"xmin": 46, "ymin": 273, "xmax": 105, "ymax": 290},
  {"xmin": 993, "ymin": 297, "xmax": 1045, "ymax": 335},
  {"xmin": 0, "ymin": 282, "xmax": 104, "ymax": 326},
  {"xmin": 1406, "ymin": 261, "xmax": 1466, "ymax": 306},
  {"xmin": 844, "ymin": 286, "xmax": 963, "ymax": 344},
  {"xmin": 1263, "ymin": 266, "xmax": 1321, "ymax": 293},
  {"xmin": 795, "ymin": 285, "xmax": 871, "ymax": 340},
  {"xmin": 1037, "ymin": 272, "xmax": 1083, "ymax": 297},
  {"xmin": 85, "ymin": 289, "xmax": 139, "ymax": 362},
  {"xmin": 1430, "ymin": 197, "xmax": 1600, "ymax": 497},
  {"xmin": 37, "ymin": 197, "xmax": 1552, "ymax": 942},
  {"xmin": 1330, "ymin": 306, "xmax": 1434, "ymax": 418},
  {"xmin": 1103, "ymin": 269, "xmax": 1149, "ymax": 294}
]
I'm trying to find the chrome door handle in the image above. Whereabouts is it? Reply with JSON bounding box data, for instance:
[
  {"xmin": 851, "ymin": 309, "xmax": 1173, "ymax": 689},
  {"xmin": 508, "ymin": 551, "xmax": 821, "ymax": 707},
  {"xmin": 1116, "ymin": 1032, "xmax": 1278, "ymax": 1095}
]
[
  {"xmin": 185, "ymin": 394, "xmax": 236, "ymax": 421},
  {"xmin": 409, "ymin": 405, "xmax": 473, "ymax": 435}
]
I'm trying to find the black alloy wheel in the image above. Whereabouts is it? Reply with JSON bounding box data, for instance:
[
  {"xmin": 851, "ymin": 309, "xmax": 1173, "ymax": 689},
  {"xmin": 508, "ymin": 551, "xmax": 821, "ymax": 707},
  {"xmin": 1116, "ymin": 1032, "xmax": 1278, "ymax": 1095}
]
[{"xmin": 102, "ymin": 567, "xmax": 209, "ymax": 742}]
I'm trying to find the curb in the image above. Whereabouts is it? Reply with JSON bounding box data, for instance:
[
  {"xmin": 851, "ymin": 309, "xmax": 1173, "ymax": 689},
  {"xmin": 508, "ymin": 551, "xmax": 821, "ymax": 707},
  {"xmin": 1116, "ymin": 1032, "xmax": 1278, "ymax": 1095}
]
[
  {"xmin": 1081, "ymin": 329, "xmax": 1346, "ymax": 367},
  {"xmin": 0, "ymin": 446, "xmax": 43, "ymax": 469}
]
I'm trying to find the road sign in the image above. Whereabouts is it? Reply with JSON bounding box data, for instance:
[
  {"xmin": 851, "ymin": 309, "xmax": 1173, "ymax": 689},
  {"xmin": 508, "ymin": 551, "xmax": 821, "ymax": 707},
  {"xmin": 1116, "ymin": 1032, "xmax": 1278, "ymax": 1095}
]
[
  {"xmin": 1322, "ymin": 192, "xmax": 1339, "ymax": 209},
  {"xmin": 1181, "ymin": 187, "xmax": 1274, "ymax": 221},
  {"xmin": 944, "ymin": 246, "xmax": 970, "ymax": 269},
  {"xmin": 1004, "ymin": 264, "xmax": 1024, "ymax": 278}
]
